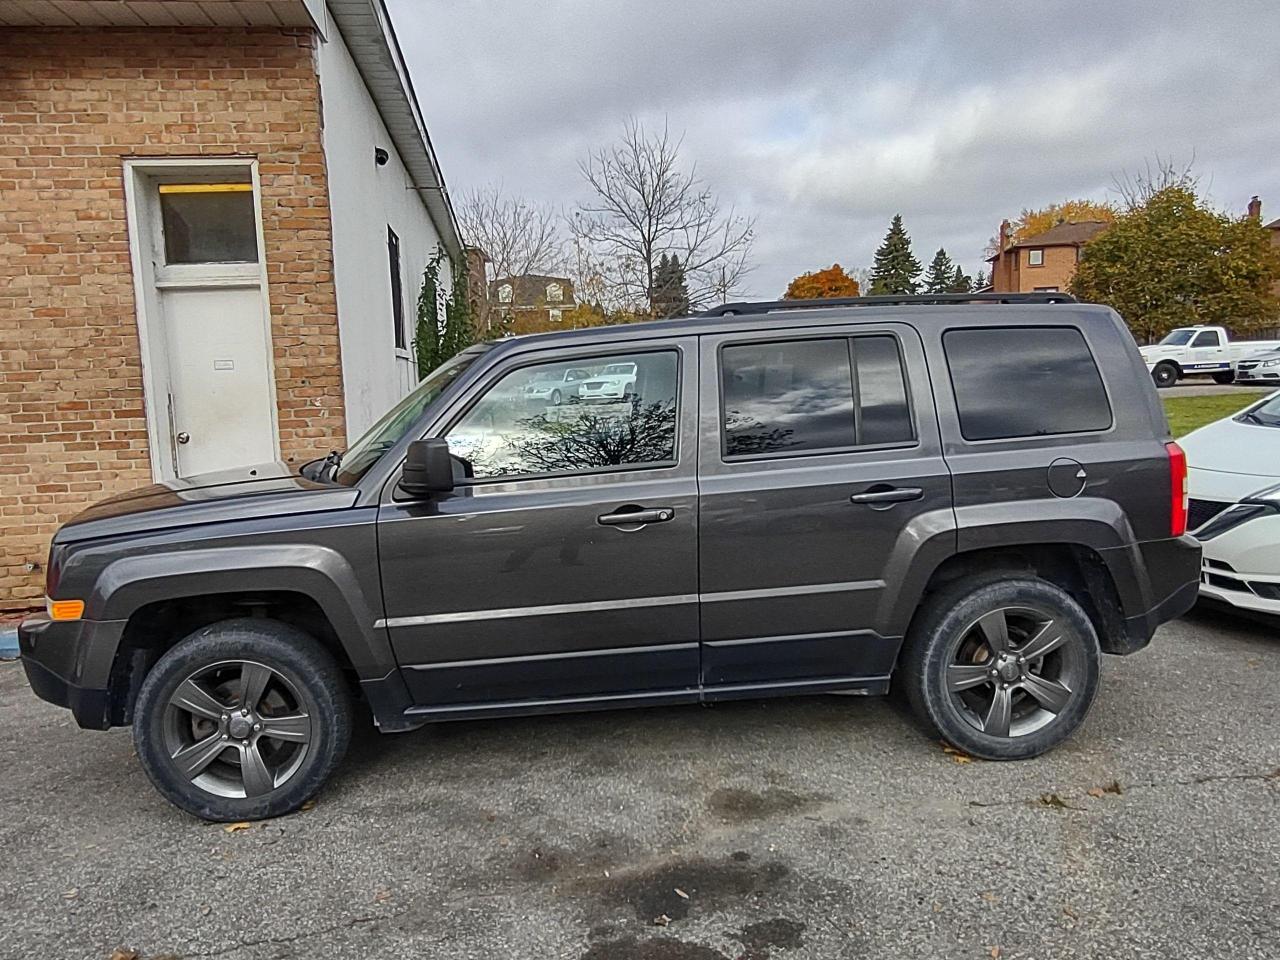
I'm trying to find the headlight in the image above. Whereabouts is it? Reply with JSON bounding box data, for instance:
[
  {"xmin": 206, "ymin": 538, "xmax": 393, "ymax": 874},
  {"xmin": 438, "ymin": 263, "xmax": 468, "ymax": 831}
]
[
  {"xmin": 1261, "ymin": 359, "xmax": 1280, "ymax": 367},
  {"xmin": 1197, "ymin": 482, "xmax": 1280, "ymax": 540}
]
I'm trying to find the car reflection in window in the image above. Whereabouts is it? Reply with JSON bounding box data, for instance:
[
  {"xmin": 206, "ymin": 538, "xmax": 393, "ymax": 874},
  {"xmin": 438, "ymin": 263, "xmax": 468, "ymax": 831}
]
[{"xmin": 447, "ymin": 352, "xmax": 678, "ymax": 479}]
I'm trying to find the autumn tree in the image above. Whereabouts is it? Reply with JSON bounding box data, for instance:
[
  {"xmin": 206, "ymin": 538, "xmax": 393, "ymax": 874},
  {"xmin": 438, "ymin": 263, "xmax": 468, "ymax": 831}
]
[
  {"xmin": 923, "ymin": 248, "xmax": 957, "ymax": 294},
  {"xmin": 1071, "ymin": 185, "xmax": 1280, "ymax": 342},
  {"xmin": 783, "ymin": 263, "xmax": 861, "ymax": 300},
  {"xmin": 1010, "ymin": 199, "xmax": 1116, "ymax": 244},
  {"xmin": 573, "ymin": 118, "xmax": 755, "ymax": 313},
  {"xmin": 869, "ymin": 215, "xmax": 922, "ymax": 295}
]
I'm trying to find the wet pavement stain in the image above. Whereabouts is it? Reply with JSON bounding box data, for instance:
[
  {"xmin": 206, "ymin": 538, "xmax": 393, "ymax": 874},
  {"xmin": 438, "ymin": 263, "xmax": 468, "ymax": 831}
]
[
  {"xmin": 581, "ymin": 855, "xmax": 791, "ymax": 922},
  {"xmin": 580, "ymin": 937, "xmax": 728, "ymax": 960},
  {"xmin": 738, "ymin": 918, "xmax": 806, "ymax": 953},
  {"xmin": 706, "ymin": 787, "xmax": 828, "ymax": 823}
]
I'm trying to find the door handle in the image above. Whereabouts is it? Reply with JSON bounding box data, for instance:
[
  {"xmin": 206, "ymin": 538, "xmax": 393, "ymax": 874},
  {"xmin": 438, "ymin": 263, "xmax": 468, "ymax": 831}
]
[
  {"xmin": 597, "ymin": 507, "xmax": 675, "ymax": 527},
  {"xmin": 849, "ymin": 486, "xmax": 923, "ymax": 505}
]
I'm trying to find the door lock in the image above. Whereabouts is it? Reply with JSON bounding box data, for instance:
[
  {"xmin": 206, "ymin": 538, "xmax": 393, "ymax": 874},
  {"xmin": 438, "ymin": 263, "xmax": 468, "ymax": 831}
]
[{"xmin": 176, "ymin": 432, "xmax": 190, "ymax": 444}]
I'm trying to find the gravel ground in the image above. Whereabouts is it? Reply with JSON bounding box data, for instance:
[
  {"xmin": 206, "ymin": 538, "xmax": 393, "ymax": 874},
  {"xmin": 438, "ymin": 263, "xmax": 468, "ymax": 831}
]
[{"xmin": 1, "ymin": 605, "xmax": 1277, "ymax": 960}]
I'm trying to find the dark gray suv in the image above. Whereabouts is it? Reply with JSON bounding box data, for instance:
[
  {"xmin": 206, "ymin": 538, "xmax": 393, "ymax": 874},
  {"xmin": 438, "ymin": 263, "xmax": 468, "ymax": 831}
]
[{"xmin": 19, "ymin": 294, "xmax": 1201, "ymax": 821}]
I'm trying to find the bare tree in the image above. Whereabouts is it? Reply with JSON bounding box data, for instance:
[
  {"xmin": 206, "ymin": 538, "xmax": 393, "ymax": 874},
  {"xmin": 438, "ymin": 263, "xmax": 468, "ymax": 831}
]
[
  {"xmin": 457, "ymin": 184, "xmax": 566, "ymax": 281},
  {"xmin": 573, "ymin": 118, "xmax": 755, "ymax": 313},
  {"xmin": 1111, "ymin": 153, "xmax": 1201, "ymax": 211}
]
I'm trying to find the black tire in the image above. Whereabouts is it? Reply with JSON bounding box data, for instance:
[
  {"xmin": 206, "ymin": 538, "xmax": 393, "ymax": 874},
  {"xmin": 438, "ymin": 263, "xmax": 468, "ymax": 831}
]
[
  {"xmin": 1152, "ymin": 362, "xmax": 1179, "ymax": 388},
  {"xmin": 899, "ymin": 575, "xmax": 1100, "ymax": 760},
  {"xmin": 1211, "ymin": 371, "xmax": 1235, "ymax": 385},
  {"xmin": 133, "ymin": 618, "xmax": 353, "ymax": 821},
  {"xmin": 551, "ymin": 389, "xmax": 562, "ymax": 406}
]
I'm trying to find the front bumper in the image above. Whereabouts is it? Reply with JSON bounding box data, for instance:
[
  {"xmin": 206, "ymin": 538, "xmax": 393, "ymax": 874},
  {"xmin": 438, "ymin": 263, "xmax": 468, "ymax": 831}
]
[
  {"xmin": 1198, "ymin": 513, "xmax": 1280, "ymax": 616},
  {"xmin": 19, "ymin": 614, "xmax": 127, "ymax": 729}
]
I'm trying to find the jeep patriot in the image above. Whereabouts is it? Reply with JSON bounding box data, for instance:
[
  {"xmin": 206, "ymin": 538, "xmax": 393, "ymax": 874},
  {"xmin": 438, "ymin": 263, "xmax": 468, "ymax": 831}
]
[{"xmin": 19, "ymin": 293, "xmax": 1202, "ymax": 821}]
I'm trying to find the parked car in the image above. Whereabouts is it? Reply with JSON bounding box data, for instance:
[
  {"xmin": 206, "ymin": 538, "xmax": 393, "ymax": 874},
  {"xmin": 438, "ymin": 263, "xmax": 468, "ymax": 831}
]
[
  {"xmin": 1233, "ymin": 349, "xmax": 1280, "ymax": 385},
  {"xmin": 576, "ymin": 361, "xmax": 638, "ymax": 402},
  {"xmin": 522, "ymin": 367, "xmax": 591, "ymax": 405},
  {"xmin": 19, "ymin": 293, "xmax": 1200, "ymax": 821},
  {"xmin": 1181, "ymin": 390, "xmax": 1280, "ymax": 616},
  {"xmin": 1139, "ymin": 325, "xmax": 1280, "ymax": 387}
]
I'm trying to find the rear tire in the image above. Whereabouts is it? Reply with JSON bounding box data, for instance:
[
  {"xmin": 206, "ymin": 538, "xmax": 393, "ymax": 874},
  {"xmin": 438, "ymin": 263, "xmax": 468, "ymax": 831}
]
[
  {"xmin": 899, "ymin": 576, "xmax": 1100, "ymax": 760},
  {"xmin": 1211, "ymin": 371, "xmax": 1235, "ymax": 385},
  {"xmin": 133, "ymin": 618, "xmax": 352, "ymax": 821},
  {"xmin": 551, "ymin": 389, "xmax": 563, "ymax": 406},
  {"xmin": 1152, "ymin": 362, "xmax": 1179, "ymax": 388}
]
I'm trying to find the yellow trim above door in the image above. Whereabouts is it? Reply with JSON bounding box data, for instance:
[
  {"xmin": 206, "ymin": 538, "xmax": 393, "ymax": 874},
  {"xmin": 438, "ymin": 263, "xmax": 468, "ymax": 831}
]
[{"xmin": 157, "ymin": 183, "xmax": 253, "ymax": 194}]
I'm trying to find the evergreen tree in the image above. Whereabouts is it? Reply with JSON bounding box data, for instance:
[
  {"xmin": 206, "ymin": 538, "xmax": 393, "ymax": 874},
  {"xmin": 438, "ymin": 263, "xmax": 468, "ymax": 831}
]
[
  {"xmin": 948, "ymin": 264, "xmax": 972, "ymax": 293},
  {"xmin": 972, "ymin": 268, "xmax": 988, "ymax": 290},
  {"xmin": 869, "ymin": 214, "xmax": 922, "ymax": 295},
  {"xmin": 651, "ymin": 253, "xmax": 691, "ymax": 318},
  {"xmin": 923, "ymin": 247, "xmax": 956, "ymax": 294}
]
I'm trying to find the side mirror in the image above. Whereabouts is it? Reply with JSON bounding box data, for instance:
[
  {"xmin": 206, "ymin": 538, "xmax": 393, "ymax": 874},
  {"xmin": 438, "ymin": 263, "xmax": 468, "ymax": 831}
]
[{"xmin": 401, "ymin": 438, "xmax": 455, "ymax": 497}]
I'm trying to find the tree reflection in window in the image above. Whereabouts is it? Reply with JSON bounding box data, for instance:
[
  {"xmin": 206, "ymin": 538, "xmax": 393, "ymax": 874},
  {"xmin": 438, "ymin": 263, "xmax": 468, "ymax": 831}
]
[{"xmin": 447, "ymin": 352, "xmax": 678, "ymax": 479}]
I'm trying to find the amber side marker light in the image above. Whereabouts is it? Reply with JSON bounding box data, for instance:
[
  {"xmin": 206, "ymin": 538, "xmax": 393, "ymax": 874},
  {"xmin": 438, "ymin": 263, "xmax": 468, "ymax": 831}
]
[{"xmin": 48, "ymin": 599, "xmax": 84, "ymax": 622}]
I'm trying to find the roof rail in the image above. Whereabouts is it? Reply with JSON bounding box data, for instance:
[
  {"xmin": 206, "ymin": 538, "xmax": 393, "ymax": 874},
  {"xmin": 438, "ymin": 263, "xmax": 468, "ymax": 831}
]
[{"xmin": 699, "ymin": 292, "xmax": 1077, "ymax": 317}]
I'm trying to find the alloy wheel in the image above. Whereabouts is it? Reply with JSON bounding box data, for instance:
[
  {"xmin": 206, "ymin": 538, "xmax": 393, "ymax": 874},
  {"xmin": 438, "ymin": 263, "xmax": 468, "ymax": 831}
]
[
  {"xmin": 945, "ymin": 606, "xmax": 1083, "ymax": 739},
  {"xmin": 162, "ymin": 659, "xmax": 314, "ymax": 799}
]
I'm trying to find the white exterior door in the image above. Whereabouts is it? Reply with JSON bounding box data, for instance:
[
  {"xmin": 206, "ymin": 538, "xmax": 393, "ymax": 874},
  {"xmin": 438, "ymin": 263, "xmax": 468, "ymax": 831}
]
[{"xmin": 126, "ymin": 163, "xmax": 280, "ymax": 480}]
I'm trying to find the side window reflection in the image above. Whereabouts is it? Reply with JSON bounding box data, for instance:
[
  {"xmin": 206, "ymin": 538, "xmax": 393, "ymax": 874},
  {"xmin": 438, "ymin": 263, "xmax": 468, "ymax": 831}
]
[{"xmin": 447, "ymin": 352, "xmax": 679, "ymax": 479}]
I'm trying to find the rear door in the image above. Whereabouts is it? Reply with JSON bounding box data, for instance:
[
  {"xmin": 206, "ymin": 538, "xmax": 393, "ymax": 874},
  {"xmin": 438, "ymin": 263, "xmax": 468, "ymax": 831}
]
[{"xmin": 696, "ymin": 322, "xmax": 953, "ymax": 693}]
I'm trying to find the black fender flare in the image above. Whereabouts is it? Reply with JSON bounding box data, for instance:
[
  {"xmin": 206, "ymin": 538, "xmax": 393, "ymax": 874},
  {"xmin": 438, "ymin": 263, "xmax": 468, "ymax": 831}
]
[{"xmin": 91, "ymin": 544, "xmax": 390, "ymax": 679}]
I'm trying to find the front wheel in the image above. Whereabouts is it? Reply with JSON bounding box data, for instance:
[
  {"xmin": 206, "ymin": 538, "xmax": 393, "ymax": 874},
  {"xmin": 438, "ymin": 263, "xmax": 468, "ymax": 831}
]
[
  {"xmin": 133, "ymin": 619, "xmax": 353, "ymax": 821},
  {"xmin": 899, "ymin": 576, "xmax": 1100, "ymax": 760},
  {"xmin": 1152, "ymin": 362, "xmax": 1179, "ymax": 388},
  {"xmin": 551, "ymin": 389, "xmax": 563, "ymax": 406}
]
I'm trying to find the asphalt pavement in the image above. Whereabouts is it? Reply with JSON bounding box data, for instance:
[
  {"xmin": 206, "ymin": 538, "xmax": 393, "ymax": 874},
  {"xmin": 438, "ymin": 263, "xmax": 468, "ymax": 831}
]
[{"xmin": 1, "ymin": 606, "xmax": 1277, "ymax": 960}]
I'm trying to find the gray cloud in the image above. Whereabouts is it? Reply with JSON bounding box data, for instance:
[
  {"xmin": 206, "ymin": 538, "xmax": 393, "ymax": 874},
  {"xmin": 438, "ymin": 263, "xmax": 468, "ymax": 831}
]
[{"xmin": 388, "ymin": 0, "xmax": 1280, "ymax": 299}]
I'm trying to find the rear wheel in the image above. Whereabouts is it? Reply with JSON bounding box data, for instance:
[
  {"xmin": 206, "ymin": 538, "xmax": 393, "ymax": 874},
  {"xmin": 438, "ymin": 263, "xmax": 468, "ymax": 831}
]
[
  {"xmin": 1152, "ymin": 362, "xmax": 1179, "ymax": 388},
  {"xmin": 1211, "ymin": 371, "xmax": 1235, "ymax": 385},
  {"xmin": 899, "ymin": 576, "xmax": 1100, "ymax": 760},
  {"xmin": 133, "ymin": 618, "xmax": 352, "ymax": 821},
  {"xmin": 551, "ymin": 389, "xmax": 563, "ymax": 405}
]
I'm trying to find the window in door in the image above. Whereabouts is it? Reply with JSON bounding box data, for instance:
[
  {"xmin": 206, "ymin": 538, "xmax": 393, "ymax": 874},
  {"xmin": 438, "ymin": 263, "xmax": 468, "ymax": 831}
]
[
  {"xmin": 1191, "ymin": 330, "xmax": 1221, "ymax": 348},
  {"xmin": 446, "ymin": 351, "xmax": 679, "ymax": 480},
  {"xmin": 388, "ymin": 227, "xmax": 405, "ymax": 350},
  {"xmin": 159, "ymin": 183, "xmax": 258, "ymax": 264},
  {"xmin": 720, "ymin": 336, "xmax": 914, "ymax": 458}
]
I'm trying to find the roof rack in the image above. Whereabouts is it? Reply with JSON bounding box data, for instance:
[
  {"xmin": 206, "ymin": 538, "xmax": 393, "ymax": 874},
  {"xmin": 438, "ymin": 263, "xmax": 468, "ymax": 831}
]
[{"xmin": 699, "ymin": 292, "xmax": 1077, "ymax": 317}]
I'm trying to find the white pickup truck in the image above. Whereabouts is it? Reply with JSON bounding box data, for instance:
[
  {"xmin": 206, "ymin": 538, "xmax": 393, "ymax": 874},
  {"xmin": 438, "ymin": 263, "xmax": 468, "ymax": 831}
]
[{"xmin": 1139, "ymin": 326, "xmax": 1280, "ymax": 388}]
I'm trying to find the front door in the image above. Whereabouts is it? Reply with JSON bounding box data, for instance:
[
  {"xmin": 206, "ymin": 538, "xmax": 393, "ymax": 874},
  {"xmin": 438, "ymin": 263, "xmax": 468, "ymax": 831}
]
[
  {"xmin": 1187, "ymin": 328, "xmax": 1226, "ymax": 374},
  {"xmin": 377, "ymin": 339, "xmax": 701, "ymax": 715},
  {"xmin": 697, "ymin": 323, "xmax": 952, "ymax": 692},
  {"xmin": 133, "ymin": 171, "xmax": 278, "ymax": 478}
]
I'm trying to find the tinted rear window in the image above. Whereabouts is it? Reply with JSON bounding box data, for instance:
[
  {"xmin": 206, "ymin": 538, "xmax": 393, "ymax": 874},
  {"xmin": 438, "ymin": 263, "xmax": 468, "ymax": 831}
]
[{"xmin": 944, "ymin": 326, "xmax": 1112, "ymax": 441}]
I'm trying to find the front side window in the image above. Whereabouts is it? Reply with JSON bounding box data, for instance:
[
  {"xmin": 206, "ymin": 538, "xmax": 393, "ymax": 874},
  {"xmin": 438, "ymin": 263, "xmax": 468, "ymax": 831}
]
[
  {"xmin": 1191, "ymin": 330, "xmax": 1221, "ymax": 347},
  {"xmin": 944, "ymin": 326, "xmax": 1112, "ymax": 441},
  {"xmin": 720, "ymin": 336, "xmax": 914, "ymax": 458},
  {"xmin": 446, "ymin": 351, "xmax": 679, "ymax": 480}
]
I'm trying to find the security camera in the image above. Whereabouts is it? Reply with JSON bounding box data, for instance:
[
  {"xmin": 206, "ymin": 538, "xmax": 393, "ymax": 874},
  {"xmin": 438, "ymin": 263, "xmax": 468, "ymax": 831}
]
[{"xmin": 374, "ymin": 147, "xmax": 389, "ymax": 166}]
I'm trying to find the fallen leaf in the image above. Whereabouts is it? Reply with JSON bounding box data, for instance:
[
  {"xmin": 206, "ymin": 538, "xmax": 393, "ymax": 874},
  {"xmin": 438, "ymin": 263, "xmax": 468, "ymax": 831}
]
[
  {"xmin": 989, "ymin": 947, "xmax": 1001, "ymax": 959},
  {"xmin": 1039, "ymin": 793, "xmax": 1070, "ymax": 809},
  {"xmin": 300, "ymin": 799, "xmax": 317, "ymax": 811},
  {"xmin": 1086, "ymin": 787, "xmax": 1105, "ymax": 799},
  {"xmin": 200, "ymin": 904, "xmax": 212, "ymax": 916},
  {"xmin": 109, "ymin": 950, "xmax": 139, "ymax": 960},
  {"xmin": 980, "ymin": 891, "xmax": 999, "ymax": 903},
  {"xmin": 653, "ymin": 914, "xmax": 671, "ymax": 927},
  {"xmin": 603, "ymin": 870, "xmax": 610, "ymax": 878},
  {"xmin": 674, "ymin": 888, "xmax": 689, "ymax": 900},
  {"xmin": 1063, "ymin": 904, "xmax": 1078, "ymax": 919},
  {"xmin": 374, "ymin": 888, "xmax": 392, "ymax": 903},
  {"xmin": 942, "ymin": 742, "xmax": 974, "ymax": 764},
  {"xmin": 62, "ymin": 888, "xmax": 79, "ymax": 900},
  {"xmin": 223, "ymin": 822, "xmax": 251, "ymax": 834},
  {"xmin": 1103, "ymin": 780, "xmax": 1124, "ymax": 795}
]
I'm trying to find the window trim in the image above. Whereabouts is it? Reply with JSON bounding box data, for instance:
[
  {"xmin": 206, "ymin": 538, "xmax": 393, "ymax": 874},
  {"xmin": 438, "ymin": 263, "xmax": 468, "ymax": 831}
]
[
  {"xmin": 388, "ymin": 226, "xmax": 406, "ymax": 351},
  {"xmin": 716, "ymin": 333, "xmax": 919, "ymax": 464},
  {"xmin": 436, "ymin": 345, "xmax": 684, "ymax": 487},
  {"xmin": 942, "ymin": 324, "xmax": 1115, "ymax": 444},
  {"xmin": 1027, "ymin": 248, "xmax": 1044, "ymax": 266}
]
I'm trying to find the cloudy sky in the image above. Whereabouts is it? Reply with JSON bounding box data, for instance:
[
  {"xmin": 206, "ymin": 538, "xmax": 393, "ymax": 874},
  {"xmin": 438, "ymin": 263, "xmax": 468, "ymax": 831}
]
[{"xmin": 386, "ymin": 0, "xmax": 1280, "ymax": 300}]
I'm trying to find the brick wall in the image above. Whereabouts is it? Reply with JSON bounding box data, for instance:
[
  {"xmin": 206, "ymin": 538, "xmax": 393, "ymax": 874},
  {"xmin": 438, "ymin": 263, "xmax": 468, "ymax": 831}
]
[
  {"xmin": 0, "ymin": 27, "xmax": 345, "ymax": 608},
  {"xmin": 990, "ymin": 245, "xmax": 1082, "ymax": 293}
]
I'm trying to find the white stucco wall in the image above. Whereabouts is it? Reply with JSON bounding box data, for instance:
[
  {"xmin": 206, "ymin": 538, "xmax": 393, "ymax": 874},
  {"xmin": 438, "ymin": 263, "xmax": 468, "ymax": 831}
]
[{"xmin": 316, "ymin": 19, "xmax": 451, "ymax": 438}]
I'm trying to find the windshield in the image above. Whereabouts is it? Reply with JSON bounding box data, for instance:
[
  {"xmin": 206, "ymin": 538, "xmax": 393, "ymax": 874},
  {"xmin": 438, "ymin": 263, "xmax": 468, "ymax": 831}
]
[
  {"xmin": 1158, "ymin": 329, "xmax": 1196, "ymax": 346},
  {"xmin": 1236, "ymin": 392, "xmax": 1280, "ymax": 428},
  {"xmin": 333, "ymin": 351, "xmax": 483, "ymax": 486}
]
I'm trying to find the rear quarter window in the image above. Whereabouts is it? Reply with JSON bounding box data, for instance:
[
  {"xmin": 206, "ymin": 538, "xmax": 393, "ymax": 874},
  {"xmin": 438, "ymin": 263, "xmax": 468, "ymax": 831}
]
[{"xmin": 943, "ymin": 326, "xmax": 1112, "ymax": 441}]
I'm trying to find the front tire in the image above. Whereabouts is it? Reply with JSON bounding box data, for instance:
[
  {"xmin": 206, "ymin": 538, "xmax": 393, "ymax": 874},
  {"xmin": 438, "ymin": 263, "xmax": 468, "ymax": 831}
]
[
  {"xmin": 1152, "ymin": 362, "xmax": 1179, "ymax": 388},
  {"xmin": 133, "ymin": 619, "xmax": 353, "ymax": 821},
  {"xmin": 899, "ymin": 576, "xmax": 1100, "ymax": 760},
  {"xmin": 551, "ymin": 389, "xmax": 563, "ymax": 406}
]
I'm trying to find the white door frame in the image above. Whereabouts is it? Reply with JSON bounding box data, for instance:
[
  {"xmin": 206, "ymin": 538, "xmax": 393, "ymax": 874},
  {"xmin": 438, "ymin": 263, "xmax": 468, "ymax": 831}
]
[{"xmin": 122, "ymin": 156, "xmax": 280, "ymax": 481}]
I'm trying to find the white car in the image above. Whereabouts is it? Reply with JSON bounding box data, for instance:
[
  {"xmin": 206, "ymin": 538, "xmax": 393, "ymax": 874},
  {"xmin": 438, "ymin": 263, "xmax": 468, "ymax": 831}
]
[
  {"xmin": 521, "ymin": 367, "xmax": 591, "ymax": 405},
  {"xmin": 1234, "ymin": 348, "xmax": 1280, "ymax": 385},
  {"xmin": 576, "ymin": 362, "xmax": 638, "ymax": 402},
  {"xmin": 1181, "ymin": 390, "xmax": 1280, "ymax": 616}
]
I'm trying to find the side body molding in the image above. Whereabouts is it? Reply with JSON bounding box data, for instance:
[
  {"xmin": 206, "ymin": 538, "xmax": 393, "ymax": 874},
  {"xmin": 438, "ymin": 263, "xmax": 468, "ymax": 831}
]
[{"xmin": 93, "ymin": 544, "xmax": 391, "ymax": 678}]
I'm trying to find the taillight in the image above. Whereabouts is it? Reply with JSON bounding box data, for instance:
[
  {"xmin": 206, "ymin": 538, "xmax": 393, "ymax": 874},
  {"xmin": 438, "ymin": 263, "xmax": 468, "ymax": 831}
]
[{"xmin": 1167, "ymin": 441, "xmax": 1188, "ymax": 536}]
